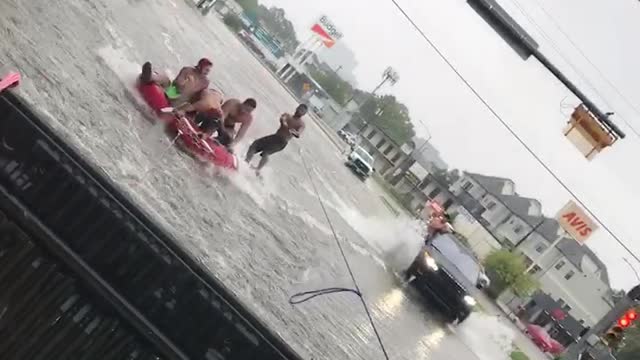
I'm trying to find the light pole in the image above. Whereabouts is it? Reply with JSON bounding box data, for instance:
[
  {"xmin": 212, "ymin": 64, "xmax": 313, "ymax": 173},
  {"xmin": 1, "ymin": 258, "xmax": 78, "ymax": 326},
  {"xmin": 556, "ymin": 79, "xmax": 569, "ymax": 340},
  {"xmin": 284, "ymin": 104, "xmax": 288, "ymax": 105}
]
[
  {"xmin": 344, "ymin": 66, "xmax": 399, "ymax": 123},
  {"xmin": 623, "ymin": 258, "xmax": 640, "ymax": 282}
]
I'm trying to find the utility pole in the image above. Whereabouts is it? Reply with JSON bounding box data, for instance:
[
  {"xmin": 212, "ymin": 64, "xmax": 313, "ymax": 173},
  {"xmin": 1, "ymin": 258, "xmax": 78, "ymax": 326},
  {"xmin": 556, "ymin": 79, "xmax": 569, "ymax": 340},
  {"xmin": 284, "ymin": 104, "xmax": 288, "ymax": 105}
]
[{"xmin": 343, "ymin": 66, "xmax": 399, "ymax": 115}]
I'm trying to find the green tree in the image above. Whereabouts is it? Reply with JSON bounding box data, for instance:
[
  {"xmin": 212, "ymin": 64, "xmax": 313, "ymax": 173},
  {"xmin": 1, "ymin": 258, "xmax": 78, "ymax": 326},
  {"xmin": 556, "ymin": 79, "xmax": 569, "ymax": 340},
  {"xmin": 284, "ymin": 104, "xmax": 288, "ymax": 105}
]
[
  {"xmin": 223, "ymin": 13, "xmax": 244, "ymax": 32},
  {"xmin": 236, "ymin": 0, "xmax": 258, "ymax": 20},
  {"xmin": 257, "ymin": 5, "xmax": 299, "ymax": 54},
  {"xmin": 359, "ymin": 94, "xmax": 415, "ymax": 145},
  {"xmin": 484, "ymin": 250, "xmax": 539, "ymax": 297},
  {"xmin": 308, "ymin": 66, "xmax": 353, "ymax": 104},
  {"xmin": 431, "ymin": 168, "xmax": 460, "ymax": 187},
  {"xmin": 616, "ymin": 322, "xmax": 640, "ymax": 360}
]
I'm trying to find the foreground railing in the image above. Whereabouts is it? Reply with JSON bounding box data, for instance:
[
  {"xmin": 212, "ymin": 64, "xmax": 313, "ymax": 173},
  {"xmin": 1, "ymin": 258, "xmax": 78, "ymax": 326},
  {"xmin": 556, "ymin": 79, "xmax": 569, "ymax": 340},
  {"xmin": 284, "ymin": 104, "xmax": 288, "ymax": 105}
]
[{"xmin": 0, "ymin": 91, "xmax": 303, "ymax": 360}]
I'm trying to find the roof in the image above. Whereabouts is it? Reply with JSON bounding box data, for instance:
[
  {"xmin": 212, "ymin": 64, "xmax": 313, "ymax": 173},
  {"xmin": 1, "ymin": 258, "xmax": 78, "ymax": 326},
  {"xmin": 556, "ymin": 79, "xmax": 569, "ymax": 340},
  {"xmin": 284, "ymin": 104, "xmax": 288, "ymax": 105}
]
[
  {"xmin": 466, "ymin": 173, "xmax": 541, "ymax": 225},
  {"xmin": 556, "ymin": 238, "xmax": 610, "ymax": 286},
  {"xmin": 500, "ymin": 195, "xmax": 541, "ymax": 224},
  {"xmin": 466, "ymin": 172, "xmax": 514, "ymax": 195}
]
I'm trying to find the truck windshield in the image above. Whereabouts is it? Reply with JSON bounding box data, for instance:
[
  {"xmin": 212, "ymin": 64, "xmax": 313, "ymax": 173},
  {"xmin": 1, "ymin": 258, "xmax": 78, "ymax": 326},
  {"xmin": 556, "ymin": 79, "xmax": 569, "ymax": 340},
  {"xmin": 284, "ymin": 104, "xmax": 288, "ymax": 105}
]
[
  {"xmin": 432, "ymin": 235, "xmax": 481, "ymax": 284},
  {"xmin": 355, "ymin": 148, "xmax": 373, "ymax": 165}
]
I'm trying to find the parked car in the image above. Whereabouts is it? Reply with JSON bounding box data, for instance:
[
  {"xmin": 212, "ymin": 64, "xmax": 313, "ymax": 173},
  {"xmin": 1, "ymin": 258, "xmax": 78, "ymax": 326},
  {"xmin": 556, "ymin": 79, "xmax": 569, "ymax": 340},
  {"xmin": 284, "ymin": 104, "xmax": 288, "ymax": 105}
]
[
  {"xmin": 405, "ymin": 233, "xmax": 487, "ymax": 323},
  {"xmin": 346, "ymin": 146, "xmax": 374, "ymax": 180}
]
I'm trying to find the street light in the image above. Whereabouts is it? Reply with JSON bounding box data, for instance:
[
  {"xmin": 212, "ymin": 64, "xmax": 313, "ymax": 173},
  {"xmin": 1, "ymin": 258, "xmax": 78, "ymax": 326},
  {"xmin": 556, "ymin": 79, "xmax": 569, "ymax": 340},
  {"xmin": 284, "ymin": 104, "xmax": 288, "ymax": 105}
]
[
  {"xmin": 623, "ymin": 258, "xmax": 640, "ymax": 283},
  {"xmin": 350, "ymin": 66, "xmax": 399, "ymax": 136}
]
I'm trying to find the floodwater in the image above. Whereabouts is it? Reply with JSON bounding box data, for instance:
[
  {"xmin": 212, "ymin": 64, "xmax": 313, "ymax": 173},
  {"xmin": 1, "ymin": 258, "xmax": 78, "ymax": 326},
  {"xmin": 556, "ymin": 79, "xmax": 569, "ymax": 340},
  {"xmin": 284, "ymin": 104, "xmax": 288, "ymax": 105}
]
[{"xmin": 0, "ymin": 0, "xmax": 520, "ymax": 358}]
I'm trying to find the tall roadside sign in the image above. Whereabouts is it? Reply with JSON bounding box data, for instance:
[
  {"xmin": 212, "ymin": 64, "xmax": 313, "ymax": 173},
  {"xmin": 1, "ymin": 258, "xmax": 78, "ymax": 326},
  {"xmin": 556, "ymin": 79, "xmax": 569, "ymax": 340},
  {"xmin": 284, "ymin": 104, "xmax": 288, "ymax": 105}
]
[{"xmin": 555, "ymin": 200, "xmax": 598, "ymax": 245}]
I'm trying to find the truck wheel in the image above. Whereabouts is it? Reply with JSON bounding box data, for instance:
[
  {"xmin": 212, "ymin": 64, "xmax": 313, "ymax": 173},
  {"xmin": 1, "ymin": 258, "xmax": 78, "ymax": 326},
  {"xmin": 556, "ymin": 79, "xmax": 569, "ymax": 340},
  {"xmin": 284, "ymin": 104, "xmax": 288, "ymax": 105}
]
[
  {"xmin": 454, "ymin": 310, "xmax": 470, "ymax": 324},
  {"xmin": 404, "ymin": 260, "xmax": 419, "ymax": 280}
]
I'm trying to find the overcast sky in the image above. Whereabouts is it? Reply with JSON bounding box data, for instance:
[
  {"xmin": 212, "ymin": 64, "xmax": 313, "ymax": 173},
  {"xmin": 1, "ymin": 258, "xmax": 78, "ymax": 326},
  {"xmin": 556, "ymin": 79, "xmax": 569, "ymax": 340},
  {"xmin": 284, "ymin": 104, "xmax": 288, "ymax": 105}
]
[{"xmin": 261, "ymin": 0, "xmax": 640, "ymax": 290}]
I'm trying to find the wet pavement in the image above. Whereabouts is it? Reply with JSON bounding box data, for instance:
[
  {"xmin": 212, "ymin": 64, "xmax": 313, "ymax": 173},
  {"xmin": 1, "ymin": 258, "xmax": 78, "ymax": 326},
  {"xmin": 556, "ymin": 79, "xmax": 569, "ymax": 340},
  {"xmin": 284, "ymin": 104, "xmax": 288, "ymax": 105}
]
[{"xmin": 1, "ymin": 0, "xmax": 522, "ymax": 358}]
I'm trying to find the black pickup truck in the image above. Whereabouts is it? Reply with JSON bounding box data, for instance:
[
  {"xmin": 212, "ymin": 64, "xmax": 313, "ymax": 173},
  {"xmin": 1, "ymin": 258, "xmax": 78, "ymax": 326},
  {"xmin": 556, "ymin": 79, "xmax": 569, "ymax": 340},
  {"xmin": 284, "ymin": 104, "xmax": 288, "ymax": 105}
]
[{"xmin": 405, "ymin": 233, "xmax": 486, "ymax": 324}]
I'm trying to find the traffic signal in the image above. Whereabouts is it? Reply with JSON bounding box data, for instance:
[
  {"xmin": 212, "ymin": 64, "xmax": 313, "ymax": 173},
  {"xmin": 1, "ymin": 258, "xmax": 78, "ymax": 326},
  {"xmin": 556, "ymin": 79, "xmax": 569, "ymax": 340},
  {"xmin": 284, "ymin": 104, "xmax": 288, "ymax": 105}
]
[{"xmin": 603, "ymin": 309, "xmax": 638, "ymax": 349}]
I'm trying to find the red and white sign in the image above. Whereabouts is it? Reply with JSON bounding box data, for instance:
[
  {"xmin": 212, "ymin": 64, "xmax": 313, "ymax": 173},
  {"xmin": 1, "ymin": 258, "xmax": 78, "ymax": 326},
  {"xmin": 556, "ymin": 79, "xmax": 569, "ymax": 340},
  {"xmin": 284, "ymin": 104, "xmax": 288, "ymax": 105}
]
[
  {"xmin": 311, "ymin": 15, "xmax": 342, "ymax": 48},
  {"xmin": 556, "ymin": 200, "xmax": 598, "ymax": 245}
]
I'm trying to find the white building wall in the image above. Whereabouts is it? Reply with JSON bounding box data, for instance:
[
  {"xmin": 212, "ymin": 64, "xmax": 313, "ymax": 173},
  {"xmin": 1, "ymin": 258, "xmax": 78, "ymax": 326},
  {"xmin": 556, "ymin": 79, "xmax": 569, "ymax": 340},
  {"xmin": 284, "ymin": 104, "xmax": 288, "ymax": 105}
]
[
  {"xmin": 479, "ymin": 194, "xmax": 510, "ymax": 229},
  {"xmin": 495, "ymin": 216, "xmax": 531, "ymax": 245},
  {"xmin": 517, "ymin": 238, "xmax": 612, "ymax": 325}
]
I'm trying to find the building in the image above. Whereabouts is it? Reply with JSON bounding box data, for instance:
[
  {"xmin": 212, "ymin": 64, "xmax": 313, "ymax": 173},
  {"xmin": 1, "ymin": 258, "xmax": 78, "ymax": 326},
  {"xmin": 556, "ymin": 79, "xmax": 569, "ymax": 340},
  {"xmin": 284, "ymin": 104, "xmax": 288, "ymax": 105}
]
[
  {"xmin": 450, "ymin": 172, "xmax": 542, "ymax": 236},
  {"xmin": 316, "ymin": 42, "xmax": 359, "ymax": 87},
  {"xmin": 358, "ymin": 124, "xmax": 414, "ymax": 176},
  {"xmin": 451, "ymin": 171, "xmax": 614, "ymax": 340},
  {"xmin": 412, "ymin": 136, "xmax": 448, "ymax": 171}
]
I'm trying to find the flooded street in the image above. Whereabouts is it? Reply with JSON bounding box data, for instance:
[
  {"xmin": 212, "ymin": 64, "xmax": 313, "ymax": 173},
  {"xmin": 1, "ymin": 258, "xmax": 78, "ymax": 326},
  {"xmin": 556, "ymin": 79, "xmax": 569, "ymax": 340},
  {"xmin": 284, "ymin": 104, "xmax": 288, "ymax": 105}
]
[{"xmin": 1, "ymin": 0, "xmax": 522, "ymax": 358}]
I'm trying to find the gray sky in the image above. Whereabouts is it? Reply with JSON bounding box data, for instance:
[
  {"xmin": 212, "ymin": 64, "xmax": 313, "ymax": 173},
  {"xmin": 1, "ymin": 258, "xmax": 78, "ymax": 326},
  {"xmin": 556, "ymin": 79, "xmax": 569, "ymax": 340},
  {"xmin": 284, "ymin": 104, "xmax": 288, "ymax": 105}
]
[{"xmin": 261, "ymin": 0, "xmax": 640, "ymax": 290}]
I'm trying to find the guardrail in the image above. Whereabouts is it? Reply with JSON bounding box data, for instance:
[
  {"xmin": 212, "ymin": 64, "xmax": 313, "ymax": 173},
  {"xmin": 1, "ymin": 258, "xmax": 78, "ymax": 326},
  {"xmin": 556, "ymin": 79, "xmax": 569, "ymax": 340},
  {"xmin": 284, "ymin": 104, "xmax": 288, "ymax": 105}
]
[{"xmin": 0, "ymin": 91, "xmax": 304, "ymax": 360}]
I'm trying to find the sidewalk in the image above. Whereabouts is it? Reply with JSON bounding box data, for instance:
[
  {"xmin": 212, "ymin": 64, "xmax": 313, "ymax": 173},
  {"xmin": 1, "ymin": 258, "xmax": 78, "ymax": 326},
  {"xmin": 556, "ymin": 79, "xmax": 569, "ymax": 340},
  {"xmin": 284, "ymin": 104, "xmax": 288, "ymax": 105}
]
[{"xmin": 475, "ymin": 293, "xmax": 551, "ymax": 360}]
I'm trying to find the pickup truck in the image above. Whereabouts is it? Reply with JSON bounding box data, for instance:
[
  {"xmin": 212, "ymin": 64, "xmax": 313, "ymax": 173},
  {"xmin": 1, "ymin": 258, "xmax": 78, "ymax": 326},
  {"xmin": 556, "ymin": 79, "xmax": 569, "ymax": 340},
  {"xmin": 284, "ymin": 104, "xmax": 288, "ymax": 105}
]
[{"xmin": 346, "ymin": 146, "xmax": 374, "ymax": 180}]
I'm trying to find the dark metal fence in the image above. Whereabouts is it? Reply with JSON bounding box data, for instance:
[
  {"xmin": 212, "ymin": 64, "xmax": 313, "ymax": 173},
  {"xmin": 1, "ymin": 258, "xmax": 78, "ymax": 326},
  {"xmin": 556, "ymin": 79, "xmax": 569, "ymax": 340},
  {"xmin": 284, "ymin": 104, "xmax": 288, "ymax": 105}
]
[{"xmin": 0, "ymin": 92, "xmax": 303, "ymax": 360}]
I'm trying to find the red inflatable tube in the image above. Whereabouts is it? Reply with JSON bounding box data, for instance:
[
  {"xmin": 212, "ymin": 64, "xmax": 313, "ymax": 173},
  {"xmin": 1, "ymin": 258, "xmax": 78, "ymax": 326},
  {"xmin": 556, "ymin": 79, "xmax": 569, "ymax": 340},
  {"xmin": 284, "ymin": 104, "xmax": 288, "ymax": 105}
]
[{"xmin": 137, "ymin": 80, "xmax": 238, "ymax": 171}]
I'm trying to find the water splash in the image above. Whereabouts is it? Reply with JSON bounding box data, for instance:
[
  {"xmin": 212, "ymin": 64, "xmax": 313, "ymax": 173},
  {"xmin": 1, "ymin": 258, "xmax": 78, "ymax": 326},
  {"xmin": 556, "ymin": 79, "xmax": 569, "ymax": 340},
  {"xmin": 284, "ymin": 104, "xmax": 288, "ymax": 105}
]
[{"xmin": 455, "ymin": 312, "xmax": 516, "ymax": 360}]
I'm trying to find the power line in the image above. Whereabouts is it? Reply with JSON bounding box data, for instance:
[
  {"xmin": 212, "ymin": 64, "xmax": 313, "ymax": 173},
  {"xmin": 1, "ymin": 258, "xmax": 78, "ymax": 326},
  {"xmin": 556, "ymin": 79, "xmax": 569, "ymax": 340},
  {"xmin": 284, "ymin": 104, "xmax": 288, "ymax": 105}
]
[
  {"xmin": 529, "ymin": 0, "xmax": 640, "ymax": 119},
  {"xmin": 509, "ymin": 0, "xmax": 640, "ymax": 138},
  {"xmin": 388, "ymin": 0, "xmax": 640, "ymax": 264}
]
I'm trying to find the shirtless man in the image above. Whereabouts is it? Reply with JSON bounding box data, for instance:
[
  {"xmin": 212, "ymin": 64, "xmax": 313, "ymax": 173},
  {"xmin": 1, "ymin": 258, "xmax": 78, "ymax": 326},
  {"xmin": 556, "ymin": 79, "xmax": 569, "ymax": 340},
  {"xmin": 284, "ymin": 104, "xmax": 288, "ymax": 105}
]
[
  {"xmin": 174, "ymin": 88, "xmax": 225, "ymax": 136},
  {"xmin": 139, "ymin": 58, "xmax": 212, "ymax": 105},
  {"xmin": 245, "ymin": 104, "xmax": 308, "ymax": 175},
  {"xmin": 219, "ymin": 98, "xmax": 257, "ymax": 147}
]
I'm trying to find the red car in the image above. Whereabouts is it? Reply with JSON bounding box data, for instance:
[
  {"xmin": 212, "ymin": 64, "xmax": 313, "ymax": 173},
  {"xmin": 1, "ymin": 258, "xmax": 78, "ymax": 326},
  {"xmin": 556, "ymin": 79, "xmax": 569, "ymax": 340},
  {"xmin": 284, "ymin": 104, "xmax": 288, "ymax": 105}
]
[{"xmin": 525, "ymin": 324, "xmax": 565, "ymax": 355}]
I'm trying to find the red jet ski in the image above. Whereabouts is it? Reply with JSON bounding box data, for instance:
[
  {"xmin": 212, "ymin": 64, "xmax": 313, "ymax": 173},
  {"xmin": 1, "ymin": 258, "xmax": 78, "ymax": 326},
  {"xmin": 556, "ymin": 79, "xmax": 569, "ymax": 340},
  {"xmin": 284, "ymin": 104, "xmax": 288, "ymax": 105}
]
[{"xmin": 137, "ymin": 78, "xmax": 238, "ymax": 171}]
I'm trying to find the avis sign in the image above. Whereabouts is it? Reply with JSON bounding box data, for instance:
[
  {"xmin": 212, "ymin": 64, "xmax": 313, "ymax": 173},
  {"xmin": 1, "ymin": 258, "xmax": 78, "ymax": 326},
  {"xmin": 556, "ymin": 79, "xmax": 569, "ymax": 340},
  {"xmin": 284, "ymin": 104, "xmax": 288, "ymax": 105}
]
[{"xmin": 556, "ymin": 200, "xmax": 598, "ymax": 245}]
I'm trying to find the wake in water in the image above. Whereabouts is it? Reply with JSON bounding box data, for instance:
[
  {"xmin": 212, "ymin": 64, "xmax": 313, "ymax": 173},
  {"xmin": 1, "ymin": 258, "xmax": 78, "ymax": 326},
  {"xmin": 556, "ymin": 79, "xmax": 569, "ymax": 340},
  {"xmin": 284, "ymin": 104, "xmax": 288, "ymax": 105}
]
[{"xmin": 455, "ymin": 312, "xmax": 516, "ymax": 360}]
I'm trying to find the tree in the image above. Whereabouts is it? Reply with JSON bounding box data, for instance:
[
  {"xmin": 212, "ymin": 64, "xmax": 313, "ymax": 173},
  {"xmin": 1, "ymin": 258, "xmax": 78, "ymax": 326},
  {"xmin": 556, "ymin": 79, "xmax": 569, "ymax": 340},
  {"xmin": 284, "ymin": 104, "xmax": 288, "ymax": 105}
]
[
  {"xmin": 236, "ymin": 0, "xmax": 258, "ymax": 20},
  {"xmin": 616, "ymin": 322, "xmax": 640, "ymax": 360},
  {"xmin": 223, "ymin": 13, "xmax": 244, "ymax": 32},
  {"xmin": 308, "ymin": 66, "xmax": 353, "ymax": 104},
  {"xmin": 484, "ymin": 250, "xmax": 539, "ymax": 297},
  {"xmin": 359, "ymin": 94, "xmax": 415, "ymax": 144},
  {"xmin": 431, "ymin": 168, "xmax": 460, "ymax": 187},
  {"xmin": 257, "ymin": 5, "xmax": 299, "ymax": 54}
]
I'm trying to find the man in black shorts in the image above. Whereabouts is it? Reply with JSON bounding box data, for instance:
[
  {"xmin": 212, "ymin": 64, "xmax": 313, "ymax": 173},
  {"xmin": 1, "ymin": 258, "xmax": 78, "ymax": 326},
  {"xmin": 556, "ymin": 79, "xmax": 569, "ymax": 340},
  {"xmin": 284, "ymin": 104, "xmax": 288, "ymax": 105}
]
[{"xmin": 245, "ymin": 104, "xmax": 308, "ymax": 175}]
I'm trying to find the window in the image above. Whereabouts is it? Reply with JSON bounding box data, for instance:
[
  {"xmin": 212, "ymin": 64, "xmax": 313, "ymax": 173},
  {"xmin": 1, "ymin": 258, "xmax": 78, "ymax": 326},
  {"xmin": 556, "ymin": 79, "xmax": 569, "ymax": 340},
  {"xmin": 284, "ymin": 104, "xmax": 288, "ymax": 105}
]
[
  {"xmin": 366, "ymin": 131, "xmax": 375, "ymax": 140},
  {"xmin": 555, "ymin": 260, "xmax": 566, "ymax": 270},
  {"xmin": 442, "ymin": 199, "xmax": 454, "ymax": 209},
  {"xmin": 428, "ymin": 188, "xmax": 442, "ymax": 199},
  {"xmin": 562, "ymin": 304, "xmax": 572, "ymax": 312},
  {"xmin": 419, "ymin": 179, "xmax": 430, "ymax": 190},
  {"xmin": 528, "ymin": 265, "xmax": 542, "ymax": 275},
  {"xmin": 376, "ymin": 138, "xmax": 386, "ymax": 148},
  {"xmin": 486, "ymin": 201, "xmax": 497, "ymax": 210},
  {"xmin": 557, "ymin": 298, "xmax": 566, "ymax": 307},
  {"xmin": 514, "ymin": 225, "xmax": 523, "ymax": 234},
  {"xmin": 535, "ymin": 243, "xmax": 547, "ymax": 253},
  {"xmin": 391, "ymin": 153, "xmax": 402, "ymax": 163},
  {"xmin": 565, "ymin": 270, "xmax": 575, "ymax": 280},
  {"xmin": 383, "ymin": 145, "xmax": 393, "ymax": 156},
  {"xmin": 462, "ymin": 181, "xmax": 474, "ymax": 191}
]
